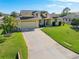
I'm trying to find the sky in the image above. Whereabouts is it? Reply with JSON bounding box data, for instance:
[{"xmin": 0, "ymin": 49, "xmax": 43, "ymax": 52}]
[{"xmin": 0, "ymin": 0, "xmax": 79, "ymax": 14}]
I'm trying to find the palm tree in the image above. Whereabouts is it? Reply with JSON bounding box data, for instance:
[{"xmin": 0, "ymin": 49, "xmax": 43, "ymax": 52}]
[
  {"xmin": 60, "ymin": 7, "xmax": 71, "ymax": 17},
  {"xmin": 0, "ymin": 12, "xmax": 3, "ymax": 16},
  {"xmin": 63, "ymin": 7, "xmax": 70, "ymax": 14},
  {"xmin": 2, "ymin": 16, "xmax": 17, "ymax": 34},
  {"xmin": 10, "ymin": 11, "xmax": 18, "ymax": 17}
]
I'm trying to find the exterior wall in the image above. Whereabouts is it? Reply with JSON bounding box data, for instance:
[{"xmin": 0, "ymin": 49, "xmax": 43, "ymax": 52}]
[
  {"xmin": 51, "ymin": 19, "xmax": 53, "ymax": 25},
  {"xmin": 39, "ymin": 20, "xmax": 44, "ymax": 26},
  {"xmin": 17, "ymin": 20, "xmax": 39, "ymax": 28},
  {"xmin": 39, "ymin": 19, "xmax": 53, "ymax": 27},
  {"xmin": 63, "ymin": 18, "xmax": 72, "ymax": 24},
  {"xmin": 46, "ymin": 19, "xmax": 52, "ymax": 26},
  {"xmin": 51, "ymin": 18, "xmax": 63, "ymax": 26},
  {"xmin": 17, "ymin": 18, "xmax": 56, "ymax": 29},
  {"xmin": 55, "ymin": 20, "xmax": 62, "ymax": 26},
  {"xmin": 50, "ymin": 19, "xmax": 54, "ymax": 26}
]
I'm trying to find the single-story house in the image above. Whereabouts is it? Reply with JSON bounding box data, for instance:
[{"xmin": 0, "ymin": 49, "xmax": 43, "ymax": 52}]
[{"xmin": 62, "ymin": 13, "xmax": 79, "ymax": 24}]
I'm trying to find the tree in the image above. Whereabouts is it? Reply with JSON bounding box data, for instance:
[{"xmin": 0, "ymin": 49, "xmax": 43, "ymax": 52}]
[
  {"xmin": 72, "ymin": 18, "xmax": 79, "ymax": 25},
  {"xmin": 60, "ymin": 7, "xmax": 71, "ymax": 17},
  {"xmin": 2, "ymin": 16, "xmax": 17, "ymax": 34},
  {"xmin": 0, "ymin": 12, "xmax": 3, "ymax": 16},
  {"xmin": 10, "ymin": 11, "xmax": 17, "ymax": 17}
]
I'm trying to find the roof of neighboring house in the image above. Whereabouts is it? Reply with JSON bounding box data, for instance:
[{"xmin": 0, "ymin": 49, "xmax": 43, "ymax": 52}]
[
  {"xmin": 48, "ymin": 13, "xmax": 59, "ymax": 18},
  {"xmin": 62, "ymin": 13, "xmax": 79, "ymax": 19}
]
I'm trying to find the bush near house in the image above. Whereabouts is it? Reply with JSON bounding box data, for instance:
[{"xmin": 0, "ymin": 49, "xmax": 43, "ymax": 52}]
[
  {"xmin": 72, "ymin": 18, "xmax": 79, "ymax": 25},
  {"xmin": 0, "ymin": 25, "xmax": 1, "ymax": 28},
  {"xmin": 42, "ymin": 24, "xmax": 79, "ymax": 54},
  {"xmin": 2, "ymin": 16, "xmax": 18, "ymax": 34}
]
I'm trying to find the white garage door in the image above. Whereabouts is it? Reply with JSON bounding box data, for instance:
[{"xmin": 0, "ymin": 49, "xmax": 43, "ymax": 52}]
[{"xmin": 18, "ymin": 21, "xmax": 39, "ymax": 29}]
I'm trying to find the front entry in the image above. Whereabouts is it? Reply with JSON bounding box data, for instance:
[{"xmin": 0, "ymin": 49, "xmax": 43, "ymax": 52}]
[{"xmin": 39, "ymin": 20, "xmax": 46, "ymax": 27}]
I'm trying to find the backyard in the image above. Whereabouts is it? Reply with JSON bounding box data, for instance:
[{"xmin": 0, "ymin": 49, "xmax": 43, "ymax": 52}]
[
  {"xmin": 42, "ymin": 24, "xmax": 79, "ymax": 54},
  {"xmin": 0, "ymin": 29, "xmax": 28, "ymax": 59}
]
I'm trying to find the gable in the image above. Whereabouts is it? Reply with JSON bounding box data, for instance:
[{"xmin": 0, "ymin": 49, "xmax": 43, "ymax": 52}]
[{"xmin": 20, "ymin": 10, "xmax": 33, "ymax": 17}]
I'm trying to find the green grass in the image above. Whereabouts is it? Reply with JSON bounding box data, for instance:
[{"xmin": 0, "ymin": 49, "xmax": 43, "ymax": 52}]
[
  {"xmin": 42, "ymin": 24, "xmax": 79, "ymax": 54},
  {"xmin": 0, "ymin": 30, "xmax": 28, "ymax": 59}
]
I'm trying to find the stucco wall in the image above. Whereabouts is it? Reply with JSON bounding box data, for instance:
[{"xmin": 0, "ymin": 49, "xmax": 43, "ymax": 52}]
[
  {"xmin": 63, "ymin": 19, "xmax": 72, "ymax": 24},
  {"xmin": 17, "ymin": 20, "xmax": 39, "ymax": 28}
]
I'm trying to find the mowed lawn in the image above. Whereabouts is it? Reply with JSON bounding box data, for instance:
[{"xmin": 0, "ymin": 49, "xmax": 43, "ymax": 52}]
[
  {"xmin": 42, "ymin": 24, "xmax": 79, "ymax": 54},
  {"xmin": 0, "ymin": 30, "xmax": 28, "ymax": 59}
]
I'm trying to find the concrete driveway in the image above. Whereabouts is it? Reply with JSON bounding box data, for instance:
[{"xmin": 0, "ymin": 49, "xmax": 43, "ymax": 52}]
[{"xmin": 22, "ymin": 28, "xmax": 79, "ymax": 59}]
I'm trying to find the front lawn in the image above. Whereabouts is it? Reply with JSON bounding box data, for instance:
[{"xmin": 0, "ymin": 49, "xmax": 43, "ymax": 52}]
[
  {"xmin": 0, "ymin": 30, "xmax": 28, "ymax": 59},
  {"xmin": 42, "ymin": 24, "xmax": 79, "ymax": 54}
]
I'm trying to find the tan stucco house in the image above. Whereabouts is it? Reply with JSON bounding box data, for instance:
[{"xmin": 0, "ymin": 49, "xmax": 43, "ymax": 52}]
[{"xmin": 17, "ymin": 10, "xmax": 53, "ymax": 29}]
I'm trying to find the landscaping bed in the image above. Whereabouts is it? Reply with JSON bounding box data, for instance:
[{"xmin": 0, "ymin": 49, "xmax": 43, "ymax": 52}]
[{"xmin": 42, "ymin": 24, "xmax": 79, "ymax": 54}]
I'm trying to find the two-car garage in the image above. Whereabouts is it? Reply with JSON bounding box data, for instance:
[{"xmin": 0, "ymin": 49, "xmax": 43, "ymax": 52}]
[{"xmin": 18, "ymin": 19, "xmax": 39, "ymax": 29}]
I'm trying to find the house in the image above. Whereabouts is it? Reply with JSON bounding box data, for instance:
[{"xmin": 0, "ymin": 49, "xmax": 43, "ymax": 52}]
[
  {"xmin": 18, "ymin": 10, "xmax": 79, "ymax": 29},
  {"xmin": 17, "ymin": 10, "xmax": 53, "ymax": 29},
  {"xmin": 50, "ymin": 12, "xmax": 79, "ymax": 26},
  {"xmin": 62, "ymin": 13, "xmax": 79, "ymax": 24},
  {"xmin": 17, "ymin": 10, "xmax": 39, "ymax": 29},
  {"xmin": 48, "ymin": 13, "xmax": 63, "ymax": 26}
]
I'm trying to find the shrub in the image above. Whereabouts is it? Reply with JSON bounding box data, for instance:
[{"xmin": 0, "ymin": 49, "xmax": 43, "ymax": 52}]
[
  {"xmin": 2, "ymin": 16, "xmax": 18, "ymax": 34},
  {"xmin": 72, "ymin": 18, "xmax": 79, "ymax": 25},
  {"xmin": 0, "ymin": 25, "xmax": 2, "ymax": 29}
]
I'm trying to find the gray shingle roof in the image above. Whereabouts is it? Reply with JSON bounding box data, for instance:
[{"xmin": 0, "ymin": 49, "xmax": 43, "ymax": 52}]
[
  {"xmin": 63, "ymin": 13, "xmax": 79, "ymax": 19},
  {"xmin": 20, "ymin": 10, "xmax": 49, "ymax": 20},
  {"xmin": 20, "ymin": 10, "xmax": 33, "ymax": 17}
]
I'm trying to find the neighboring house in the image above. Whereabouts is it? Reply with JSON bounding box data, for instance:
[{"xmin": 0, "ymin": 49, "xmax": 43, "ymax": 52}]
[
  {"xmin": 51, "ymin": 13, "xmax": 79, "ymax": 25},
  {"xmin": 62, "ymin": 13, "xmax": 79, "ymax": 24},
  {"xmin": 17, "ymin": 10, "xmax": 53, "ymax": 29}
]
